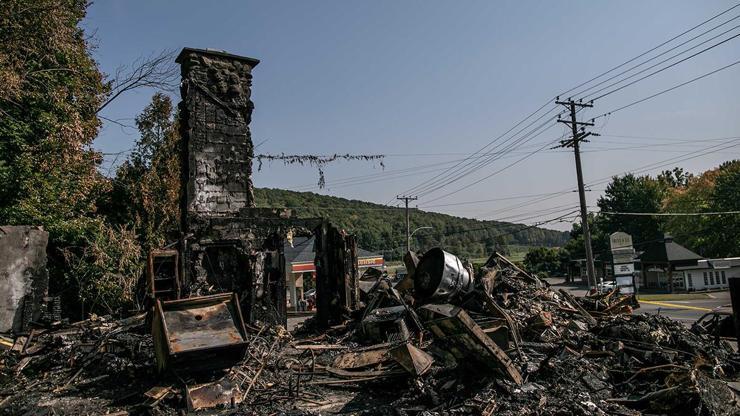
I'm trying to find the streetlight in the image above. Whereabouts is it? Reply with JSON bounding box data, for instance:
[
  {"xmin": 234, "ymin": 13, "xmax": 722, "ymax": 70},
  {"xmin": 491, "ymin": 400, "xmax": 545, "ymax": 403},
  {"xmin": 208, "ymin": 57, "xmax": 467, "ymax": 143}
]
[{"xmin": 408, "ymin": 226, "xmax": 433, "ymax": 252}]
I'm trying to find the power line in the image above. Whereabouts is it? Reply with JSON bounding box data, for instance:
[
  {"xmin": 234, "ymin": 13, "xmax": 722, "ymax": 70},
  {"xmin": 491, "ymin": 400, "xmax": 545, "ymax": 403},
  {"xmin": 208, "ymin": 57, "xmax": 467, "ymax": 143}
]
[
  {"xmin": 601, "ymin": 134, "xmax": 740, "ymax": 142},
  {"xmin": 469, "ymin": 137, "xmax": 740, "ymax": 220},
  {"xmin": 600, "ymin": 210, "xmax": 740, "ymax": 216},
  {"xmin": 592, "ymin": 58, "xmax": 740, "ymax": 120},
  {"xmin": 253, "ymin": 205, "xmax": 404, "ymax": 211},
  {"xmin": 440, "ymin": 210, "xmax": 578, "ymax": 238},
  {"xmin": 419, "ymin": 190, "xmax": 583, "ymax": 209},
  {"xmin": 558, "ymin": 2, "xmax": 740, "ymax": 98},
  {"xmin": 420, "ymin": 130, "xmax": 564, "ymax": 203},
  {"xmin": 393, "ymin": 5, "xmax": 740, "ymax": 200},
  {"xmin": 289, "ymin": 134, "xmax": 740, "ymax": 192},
  {"xmin": 399, "ymin": 100, "xmax": 556, "ymax": 196},
  {"xmin": 405, "ymin": 106, "xmax": 562, "ymax": 196},
  {"xmin": 571, "ymin": 14, "xmax": 740, "ymax": 99},
  {"xmin": 589, "ymin": 31, "xmax": 740, "ymax": 102},
  {"xmin": 411, "ymin": 107, "xmax": 587, "ymax": 200},
  {"xmin": 414, "ymin": 114, "xmax": 562, "ymax": 198}
]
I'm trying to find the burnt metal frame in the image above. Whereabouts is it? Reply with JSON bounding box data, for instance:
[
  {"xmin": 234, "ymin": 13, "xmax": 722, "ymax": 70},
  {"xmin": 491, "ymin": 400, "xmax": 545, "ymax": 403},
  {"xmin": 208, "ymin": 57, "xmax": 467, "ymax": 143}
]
[{"xmin": 152, "ymin": 292, "xmax": 249, "ymax": 373}]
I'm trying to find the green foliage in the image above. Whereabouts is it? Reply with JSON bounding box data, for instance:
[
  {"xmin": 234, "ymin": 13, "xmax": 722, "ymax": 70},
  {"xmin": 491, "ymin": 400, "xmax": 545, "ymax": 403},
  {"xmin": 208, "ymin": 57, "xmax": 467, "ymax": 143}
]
[
  {"xmin": 254, "ymin": 188, "xmax": 568, "ymax": 259},
  {"xmin": 101, "ymin": 93, "xmax": 181, "ymax": 251},
  {"xmin": 0, "ymin": 0, "xmax": 147, "ymax": 318},
  {"xmin": 523, "ymin": 246, "xmax": 565, "ymax": 277},
  {"xmin": 596, "ymin": 174, "xmax": 667, "ymax": 244},
  {"xmin": 51, "ymin": 218, "xmax": 143, "ymax": 317},
  {"xmin": 664, "ymin": 160, "xmax": 740, "ymax": 257},
  {"xmin": 0, "ymin": 0, "xmax": 109, "ymax": 226},
  {"xmin": 562, "ymin": 213, "xmax": 609, "ymax": 261},
  {"xmin": 566, "ymin": 161, "xmax": 740, "ymax": 262}
]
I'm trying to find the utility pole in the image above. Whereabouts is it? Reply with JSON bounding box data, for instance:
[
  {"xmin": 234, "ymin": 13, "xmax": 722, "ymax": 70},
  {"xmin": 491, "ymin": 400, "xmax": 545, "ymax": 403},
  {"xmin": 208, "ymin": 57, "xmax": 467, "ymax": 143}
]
[
  {"xmin": 556, "ymin": 98, "xmax": 599, "ymax": 290},
  {"xmin": 397, "ymin": 195, "xmax": 418, "ymax": 253}
]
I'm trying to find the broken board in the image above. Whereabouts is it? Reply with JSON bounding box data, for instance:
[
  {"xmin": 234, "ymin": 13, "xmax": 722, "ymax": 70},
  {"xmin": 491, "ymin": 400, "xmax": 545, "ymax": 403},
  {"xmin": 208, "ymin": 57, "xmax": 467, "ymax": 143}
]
[{"xmin": 420, "ymin": 303, "xmax": 522, "ymax": 385}]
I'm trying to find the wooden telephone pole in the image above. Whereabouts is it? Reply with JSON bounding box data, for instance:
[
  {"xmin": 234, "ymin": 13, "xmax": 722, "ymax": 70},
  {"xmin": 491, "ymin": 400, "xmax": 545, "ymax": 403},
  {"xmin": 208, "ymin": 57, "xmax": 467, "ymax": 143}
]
[
  {"xmin": 556, "ymin": 99, "xmax": 599, "ymax": 290},
  {"xmin": 397, "ymin": 195, "xmax": 418, "ymax": 253}
]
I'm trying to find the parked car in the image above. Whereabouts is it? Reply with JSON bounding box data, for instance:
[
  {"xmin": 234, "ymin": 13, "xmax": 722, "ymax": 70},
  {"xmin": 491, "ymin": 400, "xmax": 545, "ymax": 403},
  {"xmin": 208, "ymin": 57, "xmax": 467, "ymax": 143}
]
[{"xmin": 599, "ymin": 281, "xmax": 617, "ymax": 293}]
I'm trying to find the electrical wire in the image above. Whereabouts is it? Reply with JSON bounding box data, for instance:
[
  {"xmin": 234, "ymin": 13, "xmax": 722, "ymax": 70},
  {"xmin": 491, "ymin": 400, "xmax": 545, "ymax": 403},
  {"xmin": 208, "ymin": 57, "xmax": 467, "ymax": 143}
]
[
  {"xmin": 571, "ymin": 15, "xmax": 740, "ymax": 99},
  {"xmin": 557, "ymin": 2, "xmax": 740, "ymax": 98},
  {"xmin": 588, "ymin": 31, "xmax": 740, "ymax": 102},
  {"xmin": 398, "ymin": 100, "xmax": 556, "ymax": 197},
  {"xmin": 413, "ymin": 118, "xmax": 560, "ymax": 198},
  {"xmin": 592, "ymin": 58, "xmax": 740, "ymax": 120},
  {"xmin": 390, "ymin": 6, "xmax": 740, "ymax": 200},
  {"xmin": 403, "ymin": 105, "xmax": 561, "ymax": 196},
  {"xmin": 600, "ymin": 210, "xmax": 740, "ymax": 216}
]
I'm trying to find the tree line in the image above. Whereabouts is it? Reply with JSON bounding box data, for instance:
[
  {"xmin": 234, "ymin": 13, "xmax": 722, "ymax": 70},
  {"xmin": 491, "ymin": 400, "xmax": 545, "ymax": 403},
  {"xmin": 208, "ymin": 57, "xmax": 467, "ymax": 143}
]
[
  {"xmin": 254, "ymin": 188, "xmax": 569, "ymax": 260},
  {"xmin": 525, "ymin": 163, "xmax": 740, "ymax": 277}
]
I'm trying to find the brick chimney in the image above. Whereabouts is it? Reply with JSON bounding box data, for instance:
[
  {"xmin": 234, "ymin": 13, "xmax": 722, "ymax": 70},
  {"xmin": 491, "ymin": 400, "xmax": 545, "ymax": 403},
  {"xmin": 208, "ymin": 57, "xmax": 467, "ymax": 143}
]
[{"xmin": 176, "ymin": 48, "xmax": 260, "ymax": 231}]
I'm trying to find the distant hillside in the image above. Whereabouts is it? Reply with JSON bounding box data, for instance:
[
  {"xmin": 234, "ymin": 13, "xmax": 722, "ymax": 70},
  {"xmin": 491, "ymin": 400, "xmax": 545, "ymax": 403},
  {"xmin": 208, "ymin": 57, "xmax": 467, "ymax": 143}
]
[{"xmin": 254, "ymin": 188, "xmax": 569, "ymax": 260}]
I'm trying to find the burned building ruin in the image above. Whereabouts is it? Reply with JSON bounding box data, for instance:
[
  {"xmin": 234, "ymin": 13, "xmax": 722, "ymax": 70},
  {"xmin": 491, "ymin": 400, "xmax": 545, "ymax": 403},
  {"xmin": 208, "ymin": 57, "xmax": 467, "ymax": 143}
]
[{"xmin": 172, "ymin": 48, "xmax": 359, "ymax": 328}]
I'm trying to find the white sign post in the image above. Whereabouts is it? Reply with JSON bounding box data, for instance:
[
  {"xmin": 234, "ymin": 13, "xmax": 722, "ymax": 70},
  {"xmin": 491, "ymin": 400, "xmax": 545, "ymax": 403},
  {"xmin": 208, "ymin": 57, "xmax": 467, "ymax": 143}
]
[{"xmin": 610, "ymin": 232, "xmax": 636, "ymax": 294}]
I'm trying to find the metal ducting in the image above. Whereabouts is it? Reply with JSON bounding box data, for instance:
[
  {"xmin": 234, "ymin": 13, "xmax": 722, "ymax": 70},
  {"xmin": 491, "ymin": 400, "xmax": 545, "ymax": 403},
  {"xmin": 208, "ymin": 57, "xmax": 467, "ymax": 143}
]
[{"xmin": 414, "ymin": 247, "xmax": 474, "ymax": 302}]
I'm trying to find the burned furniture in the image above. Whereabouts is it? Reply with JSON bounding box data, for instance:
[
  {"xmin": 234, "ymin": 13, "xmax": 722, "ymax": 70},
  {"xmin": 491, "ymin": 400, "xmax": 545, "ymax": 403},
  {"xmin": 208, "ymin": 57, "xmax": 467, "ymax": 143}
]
[
  {"xmin": 151, "ymin": 293, "xmax": 248, "ymax": 373},
  {"xmin": 147, "ymin": 249, "xmax": 180, "ymax": 302}
]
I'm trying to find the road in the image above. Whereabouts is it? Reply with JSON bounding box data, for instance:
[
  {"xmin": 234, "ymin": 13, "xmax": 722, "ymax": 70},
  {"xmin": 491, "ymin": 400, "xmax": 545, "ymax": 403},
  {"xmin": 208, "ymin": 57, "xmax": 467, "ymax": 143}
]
[
  {"xmin": 544, "ymin": 277, "xmax": 731, "ymax": 324},
  {"xmin": 637, "ymin": 291, "xmax": 730, "ymax": 323}
]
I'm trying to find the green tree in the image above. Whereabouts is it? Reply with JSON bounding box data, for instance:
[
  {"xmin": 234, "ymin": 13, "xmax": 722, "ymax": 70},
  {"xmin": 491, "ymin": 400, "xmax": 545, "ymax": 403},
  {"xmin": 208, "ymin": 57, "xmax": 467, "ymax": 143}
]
[
  {"xmin": 662, "ymin": 168, "xmax": 717, "ymax": 255},
  {"xmin": 662, "ymin": 160, "xmax": 740, "ymax": 257},
  {"xmin": 706, "ymin": 160, "xmax": 740, "ymax": 256},
  {"xmin": 102, "ymin": 93, "xmax": 181, "ymax": 251},
  {"xmin": 524, "ymin": 247, "xmax": 563, "ymax": 277},
  {"xmin": 596, "ymin": 174, "xmax": 667, "ymax": 244},
  {"xmin": 562, "ymin": 213, "xmax": 608, "ymax": 261},
  {"xmin": 0, "ymin": 0, "xmax": 108, "ymax": 227}
]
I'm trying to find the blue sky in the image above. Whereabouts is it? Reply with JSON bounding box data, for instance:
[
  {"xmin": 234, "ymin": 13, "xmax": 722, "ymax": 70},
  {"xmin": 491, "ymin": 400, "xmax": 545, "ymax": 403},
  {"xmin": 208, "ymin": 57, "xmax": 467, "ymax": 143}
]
[{"xmin": 86, "ymin": 1, "xmax": 740, "ymax": 230}]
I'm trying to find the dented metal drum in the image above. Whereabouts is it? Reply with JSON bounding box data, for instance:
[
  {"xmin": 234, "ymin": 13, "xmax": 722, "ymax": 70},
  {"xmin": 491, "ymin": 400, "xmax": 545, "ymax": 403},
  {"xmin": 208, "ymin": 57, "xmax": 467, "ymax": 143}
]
[{"xmin": 414, "ymin": 247, "xmax": 474, "ymax": 302}]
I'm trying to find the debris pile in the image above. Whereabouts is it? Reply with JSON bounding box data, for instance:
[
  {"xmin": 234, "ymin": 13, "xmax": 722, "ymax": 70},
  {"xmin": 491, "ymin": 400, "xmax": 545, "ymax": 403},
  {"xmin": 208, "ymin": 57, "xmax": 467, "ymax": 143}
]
[{"xmin": 1, "ymin": 249, "xmax": 738, "ymax": 415}]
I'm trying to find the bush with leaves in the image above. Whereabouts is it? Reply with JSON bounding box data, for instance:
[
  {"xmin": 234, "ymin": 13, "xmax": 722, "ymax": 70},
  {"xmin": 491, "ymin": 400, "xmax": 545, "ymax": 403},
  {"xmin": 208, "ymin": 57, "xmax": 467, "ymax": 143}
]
[{"xmin": 49, "ymin": 218, "xmax": 143, "ymax": 318}]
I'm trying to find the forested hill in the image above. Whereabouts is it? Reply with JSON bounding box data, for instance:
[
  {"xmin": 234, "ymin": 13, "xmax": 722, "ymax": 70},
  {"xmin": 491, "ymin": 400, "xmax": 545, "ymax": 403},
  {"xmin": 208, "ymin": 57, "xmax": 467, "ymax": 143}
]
[{"xmin": 254, "ymin": 188, "xmax": 569, "ymax": 259}]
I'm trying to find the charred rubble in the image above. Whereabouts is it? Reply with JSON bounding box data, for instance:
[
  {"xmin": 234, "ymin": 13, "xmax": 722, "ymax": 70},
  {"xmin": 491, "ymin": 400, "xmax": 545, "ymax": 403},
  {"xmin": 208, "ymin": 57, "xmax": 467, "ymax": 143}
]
[
  {"xmin": 2, "ymin": 248, "xmax": 739, "ymax": 415},
  {"xmin": 1, "ymin": 48, "xmax": 738, "ymax": 415}
]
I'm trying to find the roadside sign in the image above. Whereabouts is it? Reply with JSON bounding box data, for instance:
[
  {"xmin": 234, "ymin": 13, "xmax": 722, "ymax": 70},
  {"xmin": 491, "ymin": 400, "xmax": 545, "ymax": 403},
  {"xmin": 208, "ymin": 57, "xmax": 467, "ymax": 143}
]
[
  {"xmin": 612, "ymin": 252, "xmax": 634, "ymax": 265},
  {"xmin": 610, "ymin": 231, "xmax": 637, "ymax": 295},
  {"xmin": 619, "ymin": 285, "xmax": 635, "ymax": 294},
  {"xmin": 613, "ymin": 263, "xmax": 634, "ymax": 275},
  {"xmin": 609, "ymin": 232, "xmax": 633, "ymax": 250}
]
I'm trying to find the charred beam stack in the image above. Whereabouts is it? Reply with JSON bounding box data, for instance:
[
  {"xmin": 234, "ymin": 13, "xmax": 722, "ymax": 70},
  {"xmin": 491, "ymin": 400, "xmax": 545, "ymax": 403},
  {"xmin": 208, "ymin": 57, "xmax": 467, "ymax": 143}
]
[{"xmin": 314, "ymin": 221, "xmax": 360, "ymax": 327}]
